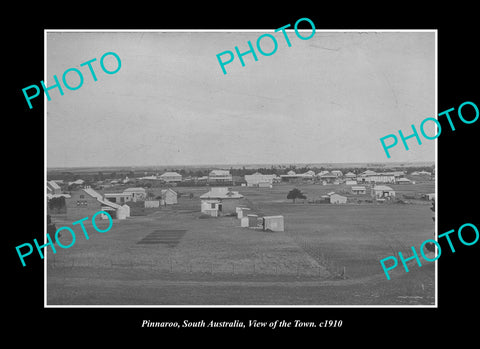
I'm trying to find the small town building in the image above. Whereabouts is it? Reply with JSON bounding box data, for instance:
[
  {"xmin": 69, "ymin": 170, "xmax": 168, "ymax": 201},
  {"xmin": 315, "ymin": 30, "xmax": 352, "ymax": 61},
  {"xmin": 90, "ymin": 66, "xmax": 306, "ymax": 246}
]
[
  {"xmin": 47, "ymin": 180, "xmax": 62, "ymax": 195},
  {"xmin": 65, "ymin": 187, "xmax": 129, "ymax": 220},
  {"xmin": 320, "ymin": 172, "xmax": 337, "ymax": 183},
  {"xmin": 159, "ymin": 171, "xmax": 183, "ymax": 182},
  {"xmin": 123, "ymin": 187, "xmax": 147, "ymax": 202},
  {"xmin": 345, "ymin": 180, "xmax": 357, "ymax": 186},
  {"xmin": 200, "ymin": 187, "xmax": 244, "ymax": 215},
  {"xmin": 208, "ymin": 170, "xmax": 233, "ymax": 183},
  {"xmin": 160, "ymin": 188, "xmax": 178, "ymax": 205},
  {"xmin": 344, "ymin": 172, "xmax": 356, "ymax": 179},
  {"xmin": 244, "ymin": 172, "xmax": 276, "ymax": 187},
  {"xmin": 331, "ymin": 170, "xmax": 343, "ymax": 177},
  {"xmin": 201, "ymin": 200, "xmax": 220, "ymax": 217},
  {"xmin": 359, "ymin": 174, "xmax": 396, "ymax": 184},
  {"xmin": 372, "ymin": 185, "xmax": 396, "ymax": 199},
  {"xmin": 330, "ymin": 193, "xmax": 347, "ymax": 204},
  {"xmin": 396, "ymin": 177, "xmax": 412, "ymax": 184},
  {"xmin": 351, "ymin": 186, "xmax": 367, "ymax": 195}
]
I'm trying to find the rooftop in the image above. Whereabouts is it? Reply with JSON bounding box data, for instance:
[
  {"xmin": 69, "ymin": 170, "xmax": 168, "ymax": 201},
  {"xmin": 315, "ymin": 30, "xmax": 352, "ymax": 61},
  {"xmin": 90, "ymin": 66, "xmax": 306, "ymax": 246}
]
[
  {"xmin": 209, "ymin": 170, "xmax": 231, "ymax": 176},
  {"xmin": 47, "ymin": 180, "xmax": 61, "ymax": 190},
  {"xmin": 160, "ymin": 172, "xmax": 182, "ymax": 177},
  {"xmin": 123, "ymin": 187, "xmax": 146, "ymax": 193}
]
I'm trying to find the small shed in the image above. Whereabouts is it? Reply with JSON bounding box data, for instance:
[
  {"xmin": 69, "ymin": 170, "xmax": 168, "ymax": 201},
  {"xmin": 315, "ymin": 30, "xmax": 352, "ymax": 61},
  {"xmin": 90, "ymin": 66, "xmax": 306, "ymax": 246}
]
[
  {"xmin": 240, "ymin": 216, "xmax": 249, "ymax": 227},
  {"xmin": 263, "ymin": 215, "xmax": 284, "ymax": 232},
  {"xmin": 247, "ymin": 214, "xmax": 258, "ymax": 228},
  {"xmin": 117, "ymin": 204, "xmax": 130, "ymax": 219}
]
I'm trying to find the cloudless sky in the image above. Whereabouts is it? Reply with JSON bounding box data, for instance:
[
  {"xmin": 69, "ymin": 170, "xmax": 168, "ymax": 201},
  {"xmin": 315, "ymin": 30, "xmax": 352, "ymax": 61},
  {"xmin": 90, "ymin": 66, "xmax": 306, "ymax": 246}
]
[{"xmin": 46, "ymin": 30, "xmax": 435, "ymax": 168}]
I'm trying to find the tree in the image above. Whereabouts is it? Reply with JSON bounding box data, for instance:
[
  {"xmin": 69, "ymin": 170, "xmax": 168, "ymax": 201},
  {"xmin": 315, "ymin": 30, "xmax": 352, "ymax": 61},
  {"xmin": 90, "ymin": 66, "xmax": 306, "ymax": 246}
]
[{"xmin": 287, "ymin": 188, "xmax": 306, "ymax": 203}]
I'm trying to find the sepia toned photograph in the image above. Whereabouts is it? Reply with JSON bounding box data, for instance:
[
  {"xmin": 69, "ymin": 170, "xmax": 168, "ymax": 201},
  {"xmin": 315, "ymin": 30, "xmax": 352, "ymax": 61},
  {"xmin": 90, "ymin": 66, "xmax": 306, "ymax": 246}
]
[{"xmin": 45, "ymin": 30, "xmax": 436, "ymax": 306}]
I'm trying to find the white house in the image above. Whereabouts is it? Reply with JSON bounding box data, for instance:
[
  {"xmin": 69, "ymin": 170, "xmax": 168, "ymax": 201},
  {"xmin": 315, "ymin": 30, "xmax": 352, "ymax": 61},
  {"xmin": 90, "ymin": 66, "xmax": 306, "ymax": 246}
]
[
  {"xmin": 159, "ymin": 172, "xmax": 183, "ymax": 182},
  {"xmin": 330, "ymin": 193, "xmax": 347, "ymax": 204},
  {"xmin": 200, "ymin": 187, "xmax": 244, "ymax": 216},
  {"xmin": 244, "ymin": 172, "xmax": 276, "ymax": 187}
]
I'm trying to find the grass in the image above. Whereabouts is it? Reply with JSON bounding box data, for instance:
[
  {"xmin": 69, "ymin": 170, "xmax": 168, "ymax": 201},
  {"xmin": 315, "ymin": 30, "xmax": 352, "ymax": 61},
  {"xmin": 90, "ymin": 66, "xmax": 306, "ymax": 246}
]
[{"xmin": 47, "ymin": 181, "xmax": 436, "ymax": 306}]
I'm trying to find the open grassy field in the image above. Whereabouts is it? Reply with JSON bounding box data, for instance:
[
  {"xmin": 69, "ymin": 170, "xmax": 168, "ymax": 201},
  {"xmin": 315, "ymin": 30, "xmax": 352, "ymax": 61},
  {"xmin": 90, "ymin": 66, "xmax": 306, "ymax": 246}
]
[{"xmin": 47, "ymin": 182, "xmax": 436, "ymax": 306}]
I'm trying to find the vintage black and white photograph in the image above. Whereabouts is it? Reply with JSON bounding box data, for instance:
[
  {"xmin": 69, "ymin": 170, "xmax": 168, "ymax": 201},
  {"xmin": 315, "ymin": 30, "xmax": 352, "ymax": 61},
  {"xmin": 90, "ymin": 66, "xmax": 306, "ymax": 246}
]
[{"xmin": 45, "ymin": 30, "xmax": 436, "ymax": 306}]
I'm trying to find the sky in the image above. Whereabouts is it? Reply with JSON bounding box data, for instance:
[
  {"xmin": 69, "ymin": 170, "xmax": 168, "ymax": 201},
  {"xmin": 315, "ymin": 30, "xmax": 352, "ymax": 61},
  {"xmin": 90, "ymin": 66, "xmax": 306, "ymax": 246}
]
[{"xmin": 46, "ymin": 30, "xmax": 436, "ymax": 168}]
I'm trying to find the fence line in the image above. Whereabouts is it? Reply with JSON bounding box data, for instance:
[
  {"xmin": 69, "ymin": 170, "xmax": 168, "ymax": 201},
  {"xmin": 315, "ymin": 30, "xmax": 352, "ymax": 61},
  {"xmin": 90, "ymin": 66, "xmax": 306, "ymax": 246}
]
[{"xmin": 47, "ymin": 254, "xmax": 333, "ymax": 277}]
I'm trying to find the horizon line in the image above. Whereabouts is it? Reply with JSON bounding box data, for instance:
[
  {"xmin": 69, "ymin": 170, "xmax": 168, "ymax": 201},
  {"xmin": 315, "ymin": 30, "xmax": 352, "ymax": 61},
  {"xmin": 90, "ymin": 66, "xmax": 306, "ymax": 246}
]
[{"xmin": 47, "ymin": 160, "xmax": 435, "ymax": 171}]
